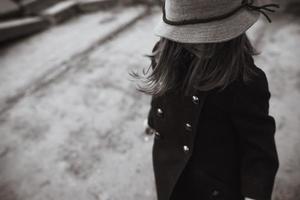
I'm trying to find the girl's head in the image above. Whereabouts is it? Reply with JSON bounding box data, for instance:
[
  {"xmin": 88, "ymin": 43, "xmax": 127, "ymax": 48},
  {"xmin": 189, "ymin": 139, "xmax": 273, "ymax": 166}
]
[
  {"xmin": 131, "ymin": 33, "xmax": 258, "ymax": 97},
  {"xmin": 131, "ymin": 0, "xmax": 278, "ymax": 97}
]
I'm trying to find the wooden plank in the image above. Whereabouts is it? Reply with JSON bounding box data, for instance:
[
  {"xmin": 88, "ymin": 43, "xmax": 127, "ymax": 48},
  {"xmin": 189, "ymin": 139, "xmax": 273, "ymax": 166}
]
[
  {"xmin": 77, "ymin": 0, "xmax": 118, "ymax": 12},
  {"xmin": 40, "ymin": 1, "xmax": 78, "ymax": 24},
  {"xmin": 0, "ymin": 17, "xmax": 49, "ymax": 42}
]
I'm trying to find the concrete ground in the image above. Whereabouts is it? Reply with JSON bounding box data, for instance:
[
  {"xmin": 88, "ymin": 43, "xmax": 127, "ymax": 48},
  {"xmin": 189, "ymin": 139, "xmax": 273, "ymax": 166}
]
[{"xmin": 0, "ymin": 5, "xmax": 299, "ymax": 200}]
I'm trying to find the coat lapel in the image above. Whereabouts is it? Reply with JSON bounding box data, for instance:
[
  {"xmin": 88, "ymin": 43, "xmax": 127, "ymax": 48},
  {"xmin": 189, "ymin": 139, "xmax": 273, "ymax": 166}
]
[{"xmin": 152, "ymin": 89, "xmax": 209, "ymax": 200}]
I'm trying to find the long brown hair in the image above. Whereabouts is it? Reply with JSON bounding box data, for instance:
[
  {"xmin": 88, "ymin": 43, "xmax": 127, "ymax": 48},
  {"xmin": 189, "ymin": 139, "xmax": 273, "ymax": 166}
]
[{"xmin": 130, "ymin": 33, "xmax": 259, "ymax": 97}]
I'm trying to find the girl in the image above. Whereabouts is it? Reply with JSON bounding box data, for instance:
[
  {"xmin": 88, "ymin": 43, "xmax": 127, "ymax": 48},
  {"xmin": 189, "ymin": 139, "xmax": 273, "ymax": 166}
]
[{"xmin": 131, "ymin": 0, "xmax": 280, "ymax": 199}]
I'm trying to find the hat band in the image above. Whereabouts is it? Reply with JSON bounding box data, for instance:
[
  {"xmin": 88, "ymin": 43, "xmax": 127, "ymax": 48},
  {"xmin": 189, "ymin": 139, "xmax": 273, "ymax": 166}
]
[{"xmin": 162, "ymin": 0, "xmax": 279, "ymax": 25}]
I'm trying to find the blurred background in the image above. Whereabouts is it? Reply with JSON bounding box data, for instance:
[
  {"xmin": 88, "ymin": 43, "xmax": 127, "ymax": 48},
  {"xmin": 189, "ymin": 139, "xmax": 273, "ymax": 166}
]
[{"xmin": 0, "ymin": 0, "xmax": 299, "ymax": 200}]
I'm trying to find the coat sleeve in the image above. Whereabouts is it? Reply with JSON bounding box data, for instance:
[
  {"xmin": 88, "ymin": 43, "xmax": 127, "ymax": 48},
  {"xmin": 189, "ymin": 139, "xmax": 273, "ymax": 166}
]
[{"xmin": 230, "ymin": 70, "xmax": 279, "ymax": 200}]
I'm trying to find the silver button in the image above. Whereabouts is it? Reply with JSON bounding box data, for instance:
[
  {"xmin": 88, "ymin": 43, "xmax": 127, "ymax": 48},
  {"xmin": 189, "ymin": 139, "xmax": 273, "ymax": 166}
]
[
  {"xmin": 185, "ymin": 123, "xmax": 192, "ymax": 131},
  {"xmin": 183, "ymin": 145, "xmax": 190, "ymax": 153},
  {"xmin": 154, "ymin": 131, "xmax": 162, "ymax": 140},
  {"xmin": 211, "ymin": 189, "xmax": 220, "ymax": 197},
  {"xmin": 192, "ymin": 95, "xmax": 199, "ymax": 104},
  {"xmin": 156, "ymin": 108, "xmax": 164, "ymax": 117},
  {"xmin": 154, "ymin": 131, "xmax": 161, "ymax": 139}
]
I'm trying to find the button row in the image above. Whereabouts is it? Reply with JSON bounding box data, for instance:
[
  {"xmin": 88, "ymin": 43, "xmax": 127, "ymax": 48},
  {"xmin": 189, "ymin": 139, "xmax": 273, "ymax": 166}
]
[
  {"xmin": 154, "ymin": 95, "xmax": 199, "ymax": 153},
  {"xmin": 181, "ymin": 95, "xmax": 199, "ymax": 153}
]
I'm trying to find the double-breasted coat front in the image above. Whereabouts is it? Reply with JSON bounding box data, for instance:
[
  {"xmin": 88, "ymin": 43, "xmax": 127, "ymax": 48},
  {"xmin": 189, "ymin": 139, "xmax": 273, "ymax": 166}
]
[{"xmin": 146, "ymin": 56, "xmax": 279, "ymax": 200}]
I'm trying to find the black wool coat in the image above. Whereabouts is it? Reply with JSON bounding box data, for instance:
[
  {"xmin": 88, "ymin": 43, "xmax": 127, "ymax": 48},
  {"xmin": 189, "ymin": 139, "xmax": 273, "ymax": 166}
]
[{"xmin": 147, "ymin": 58, "xmax": 279, "ymax": 200}]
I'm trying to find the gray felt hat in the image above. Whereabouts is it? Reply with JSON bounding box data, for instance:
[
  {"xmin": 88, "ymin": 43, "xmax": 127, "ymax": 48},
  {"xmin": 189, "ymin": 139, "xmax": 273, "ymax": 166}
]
[{"xmin": 154, "ymin": 0, "xmax": 279, "ymax": 43}]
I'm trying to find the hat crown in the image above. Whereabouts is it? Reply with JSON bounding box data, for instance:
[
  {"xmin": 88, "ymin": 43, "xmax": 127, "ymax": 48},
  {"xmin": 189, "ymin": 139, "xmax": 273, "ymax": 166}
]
[{"xmin": 165, "ymin": 0, "xmax": 244, "ymax": 21}]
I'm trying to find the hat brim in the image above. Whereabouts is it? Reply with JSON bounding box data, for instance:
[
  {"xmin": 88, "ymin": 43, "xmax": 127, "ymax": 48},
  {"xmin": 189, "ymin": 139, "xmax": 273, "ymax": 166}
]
[{"xmin": 154, "ymin": 5, "xmax": 261, "ymax": 44}]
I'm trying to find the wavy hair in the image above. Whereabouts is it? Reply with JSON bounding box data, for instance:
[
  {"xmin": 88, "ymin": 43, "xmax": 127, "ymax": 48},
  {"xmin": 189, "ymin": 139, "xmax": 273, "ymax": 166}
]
[{"xmin": 130, "ymin": 33, "xmax": 259, "ymax": 97}]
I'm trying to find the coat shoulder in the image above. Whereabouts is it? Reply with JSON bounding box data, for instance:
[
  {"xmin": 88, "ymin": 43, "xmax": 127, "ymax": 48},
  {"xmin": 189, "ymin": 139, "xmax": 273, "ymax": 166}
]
[
  {"xmin": 208, "ymin": 65, "xmax": 271, "ymax": 113},
  {"xmin": 236, "ymin": 65, "xmax": 270, "ymax": 101},
  {"xmin": 240, "ymin": 65, "xmax": 270, "ymax": 97}
]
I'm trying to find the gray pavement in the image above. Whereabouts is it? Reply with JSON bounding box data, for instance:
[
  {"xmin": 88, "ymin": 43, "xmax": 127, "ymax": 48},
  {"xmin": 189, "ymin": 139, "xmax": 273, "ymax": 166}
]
[
  {"xmin": 0, "ymin": 7, "xmax": 158, "ymax": 200},
  {"xmin": 0, "ymin": 7, "xmax": 299, "ymax": 200},
  {"xmin": 0, "ymin": 5, "xmax": 149, "ymax": 114}
]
